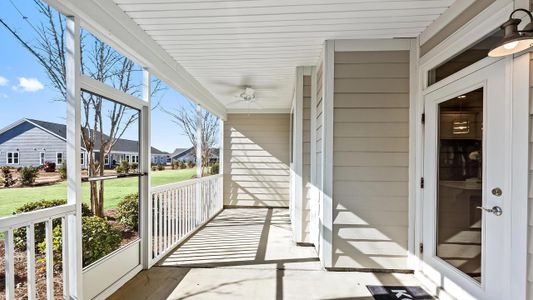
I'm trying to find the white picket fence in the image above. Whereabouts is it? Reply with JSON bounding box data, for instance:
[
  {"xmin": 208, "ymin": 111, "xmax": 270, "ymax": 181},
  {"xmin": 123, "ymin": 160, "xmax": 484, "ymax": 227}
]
[
  {"xmin": 0, "ymin": 203, "xmax": 76, "ymax": 300},
  {"xmin": 150, "ymin": 174, "xmax": 223, "ymax": 264}
]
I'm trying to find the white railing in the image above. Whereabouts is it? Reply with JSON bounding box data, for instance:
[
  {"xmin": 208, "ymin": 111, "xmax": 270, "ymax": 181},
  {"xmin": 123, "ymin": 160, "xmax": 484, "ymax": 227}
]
[
  {"xmin": 0, "ymin": 204, "xmax": 76, "ymax": 300},
  {"xmin": 150, "ymin": 174, "xmax": 223, "ymax": 265}
]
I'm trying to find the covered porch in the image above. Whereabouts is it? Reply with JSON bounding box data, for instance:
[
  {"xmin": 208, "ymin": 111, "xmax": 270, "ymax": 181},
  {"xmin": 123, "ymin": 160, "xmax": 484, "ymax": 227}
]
[
  {"xmin": 0, "ymin": 0, "xmax": 532, "ymax": 299},
  {"xmin": 110, "ymin": 208, "xmax": 420, "ymax": 300}
]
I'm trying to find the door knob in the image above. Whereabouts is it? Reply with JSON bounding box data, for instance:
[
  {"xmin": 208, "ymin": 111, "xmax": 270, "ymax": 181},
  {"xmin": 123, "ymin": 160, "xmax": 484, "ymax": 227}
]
[{"xmin": 476, "ymin": 206, "xmax": 503, "ymax": 216}]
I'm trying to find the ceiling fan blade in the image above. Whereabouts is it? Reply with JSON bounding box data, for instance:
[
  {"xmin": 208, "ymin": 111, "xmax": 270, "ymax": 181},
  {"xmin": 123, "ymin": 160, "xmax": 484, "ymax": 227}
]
[{"xmin": 227, "ymin": 99, "xmax": 244, "ymax": 105}]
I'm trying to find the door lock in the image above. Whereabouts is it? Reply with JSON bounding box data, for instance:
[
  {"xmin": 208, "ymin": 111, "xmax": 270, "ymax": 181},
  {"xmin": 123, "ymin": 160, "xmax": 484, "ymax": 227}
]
[
  {"xmin": 491, "ymin": 187, "xmax": 503, "ymax": 197},
  {"xmin": 476, "ymin": 206, "xmax": 503, "ymax": 216}
]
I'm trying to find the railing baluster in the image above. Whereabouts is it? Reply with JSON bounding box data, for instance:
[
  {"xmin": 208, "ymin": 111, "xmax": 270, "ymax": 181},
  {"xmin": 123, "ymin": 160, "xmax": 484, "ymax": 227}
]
[
  {"xmin": 45, "ymin": 219, "xmax": 54, "ymax": 300},
  {"xmin": 5, "ymin": 229, "xmax": 15, "ymax": 300},
  {"xmin": 158, "ymin": 193, "xmax": 163, "ymax": 256},
  {"xmin": 62, "ymin": 218, "xmax": 69, "ymax": 300},
  {"xmin": 173, "ymin": 188, "xmax": 177, "ymax": 244},
  {"xmin": 168, "ymin": 190, "xmax": 172, "ymax": 246},
  {"xmin": 27, "ymin": 223, "xmax": 36, "ymax": 300}
]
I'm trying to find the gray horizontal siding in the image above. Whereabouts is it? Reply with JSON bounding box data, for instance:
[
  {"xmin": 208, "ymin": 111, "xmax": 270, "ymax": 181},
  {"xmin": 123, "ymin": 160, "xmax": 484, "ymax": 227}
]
[
  {"xmin": 0, "ymin": 122, "xmax": 65, "ymax": 167},
  {"xmin": 223, "ymin": 114, "xmax": 290, "ymax": 207},
  {"xmin": 332, "ymin": 50, "xmax": 410, "ymax": 270}
]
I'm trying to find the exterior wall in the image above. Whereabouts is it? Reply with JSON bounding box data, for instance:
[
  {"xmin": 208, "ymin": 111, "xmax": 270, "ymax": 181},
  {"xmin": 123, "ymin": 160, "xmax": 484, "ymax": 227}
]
[
  {"xmin": 223, "ymin": 113, "xmax": 290, "ymax": 207},
  {"xmin": 302, "ymin": 75, "xmax": 312, "ymax": 242},
  {"xmin": 332, "ymin": 51, "xmax": 410, "ymax": 269},
  {"xmin": 0, "ymin": 122, "xmax": 66, "ymax": 166}
]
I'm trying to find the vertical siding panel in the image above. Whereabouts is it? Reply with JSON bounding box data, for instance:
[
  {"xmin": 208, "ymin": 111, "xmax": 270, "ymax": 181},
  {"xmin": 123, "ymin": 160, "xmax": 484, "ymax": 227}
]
[
  {"xmin": 302, "ymin": 75, "xmax": 312, "ymax": 242},
  {"xmin": 527, "ymin": 55, "xmax": 533, "ymax": 299}
]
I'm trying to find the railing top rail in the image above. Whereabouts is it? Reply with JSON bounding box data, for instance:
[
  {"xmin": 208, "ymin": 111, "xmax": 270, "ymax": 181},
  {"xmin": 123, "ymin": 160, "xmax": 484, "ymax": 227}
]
[
  {"xmin": 150, "ymin": 174, "xmax": 222, "ymax": 194},
  {"xmin": 0, "ymin": 203, "xmax": 76, "ymax": 232}
]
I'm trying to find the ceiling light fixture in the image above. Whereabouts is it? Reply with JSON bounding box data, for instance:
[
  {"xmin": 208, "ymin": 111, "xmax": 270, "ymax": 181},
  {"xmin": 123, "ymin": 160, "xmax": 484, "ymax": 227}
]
[
  {"xmin": 488, "ymin": 9, "xmax": 533, "ymax": 57},
  {"xmin": 240, "ymin": 87, "xmax": 256, "ymax": 102}
]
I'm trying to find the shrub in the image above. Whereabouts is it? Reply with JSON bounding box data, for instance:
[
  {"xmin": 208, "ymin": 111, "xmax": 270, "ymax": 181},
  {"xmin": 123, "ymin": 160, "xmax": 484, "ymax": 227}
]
[
  {"xmin": 1, "ymin": 166, "xmax": 15, "ymax": 187},
  {"xmin": 81, "ymin": 216, "xmax": 123, "ymax": 265},
  {"xmin": 120, "ymin": 160, "xmax": 130, "ymax": 173},
  {"xmin": 38, "ymin": 216, "xmax": 122, "ymax": 267},
  {"xmin": 151, "ymin": 166, "xmax": 157, "ymax": 172},
  {"xmin": 115, "ymin": 165, "xmax": 125, "ymax": 174},
  {"xmin": 58, "ymin": 162, "xmax": 67, "ymax": 180},
  {"xmin": 43, "ymin": 161, "xmax": 56, "ymax": 172},
  {"xmin": 210, "ymin": 163, "xmax": 220, "ymax": 175},
  {"xmin": 131, "ymin": 162, "xmax": 138, "ymax": 172},
  {"xmin": 179, "ymin": 161, "xmax": 187, "ymax": 169},
  {"xmin": 157, "ymin": 164, "xmax": 165, "ymax": 171},
  {"xmin": 14, "ymin": 199, "xmax": 92, "ymax": 250},
  {"xmin": 116, "ymin": 193, "xmax": 139, "ymax": 231},
  {"xmin": 19, "ymin": 166, "xmax": 39, "ymax": 186}
]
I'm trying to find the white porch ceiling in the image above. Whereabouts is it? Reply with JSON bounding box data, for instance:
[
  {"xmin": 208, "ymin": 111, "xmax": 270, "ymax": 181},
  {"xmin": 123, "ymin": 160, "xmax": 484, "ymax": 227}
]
[{"xmin": 113, "ymin": 0, "xmax": 455, "ymax": 112}]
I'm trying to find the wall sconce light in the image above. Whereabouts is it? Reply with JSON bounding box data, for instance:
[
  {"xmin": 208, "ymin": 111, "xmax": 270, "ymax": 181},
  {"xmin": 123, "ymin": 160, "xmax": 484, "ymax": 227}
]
[{"xmin": 489, "ymin": 9, "xmax": 533, "ymax": 57}]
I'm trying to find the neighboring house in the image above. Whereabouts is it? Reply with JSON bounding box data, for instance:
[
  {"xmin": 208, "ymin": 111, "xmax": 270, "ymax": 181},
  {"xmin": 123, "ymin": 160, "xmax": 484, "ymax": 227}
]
[
  {"xmin": 0, "ymin": 118, "xmax": 168, "ymax": 168},
  {"xmin": 169, "ymin": 147, "xmax": 219, "ymax": 164}
]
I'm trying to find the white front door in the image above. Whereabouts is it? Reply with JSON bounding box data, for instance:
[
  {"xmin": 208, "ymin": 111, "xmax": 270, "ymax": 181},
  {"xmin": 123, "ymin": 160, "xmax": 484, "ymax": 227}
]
[{"xmin": 422, "ymin": 60, "xmax": 510, "ymax": 300}]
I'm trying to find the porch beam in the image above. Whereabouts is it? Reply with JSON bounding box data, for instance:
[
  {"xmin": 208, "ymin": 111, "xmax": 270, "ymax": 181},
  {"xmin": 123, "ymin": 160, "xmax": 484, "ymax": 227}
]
[{"xmin": 65, "ymin": 15, "xmax": 83, "ymax": 299}]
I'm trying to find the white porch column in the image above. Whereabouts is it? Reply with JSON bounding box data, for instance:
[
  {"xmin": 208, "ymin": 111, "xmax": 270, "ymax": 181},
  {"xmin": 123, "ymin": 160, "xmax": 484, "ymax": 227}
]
[
  {"xmin": 196, "ymin": 104, "xmax": 203, "ymax": 224},
  {"xmin": 219, "ymin": 118, "xmax": 224, "ymax": 207},
  {"xmin": 65, "ymin": 15, "xmax": 83, "ymax": 299},
  {"xmin": 140, "ymin": 68, "xmax": 152, "ymax": 269}
]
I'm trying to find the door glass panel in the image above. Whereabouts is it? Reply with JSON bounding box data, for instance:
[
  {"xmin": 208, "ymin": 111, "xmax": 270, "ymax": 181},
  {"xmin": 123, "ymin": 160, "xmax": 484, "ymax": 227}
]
[{"xmin": 437, "ymin": 88, "xmax": 483, "ymax": 282}]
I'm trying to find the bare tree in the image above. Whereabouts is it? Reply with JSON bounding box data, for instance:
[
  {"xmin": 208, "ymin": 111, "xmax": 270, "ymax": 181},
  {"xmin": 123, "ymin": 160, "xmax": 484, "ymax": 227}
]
[
  {"xmin": 0, "ymin": 0, "xmax": 162, "ymax": 216},
  {"xmin": 163, "ymin": 104, "xmax": 219, "ymax": 176}
]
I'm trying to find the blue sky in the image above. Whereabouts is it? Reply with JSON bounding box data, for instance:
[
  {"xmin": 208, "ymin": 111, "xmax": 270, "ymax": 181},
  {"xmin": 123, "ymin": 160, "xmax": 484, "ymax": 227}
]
[{"xmin": 0, "ymin": 0, "xmax": 198, "ymax": 153}]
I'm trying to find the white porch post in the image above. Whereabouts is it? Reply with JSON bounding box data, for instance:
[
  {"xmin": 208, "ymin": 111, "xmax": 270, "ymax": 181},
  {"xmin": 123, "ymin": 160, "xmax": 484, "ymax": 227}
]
[
  {"xmin": 65, "ymin": 15, "xmax": 83, "ymax": 299},
  {"xmin": 196, "ymin": 104, "xmax": 203, "ymax": 224},
  {"xmin": 140, "ymin": 68, "xmax": 152, "ymax": 269},
  {"xmin": 219, "ymin": 118, "xmax": 224, "ymax": 206},
  {"xmin": 321, "ymin": 40, "xmax": 334, "ymax": 268}
]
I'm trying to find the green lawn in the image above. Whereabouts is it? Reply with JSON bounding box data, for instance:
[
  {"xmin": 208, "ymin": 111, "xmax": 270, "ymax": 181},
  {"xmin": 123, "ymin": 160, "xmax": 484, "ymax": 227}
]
[{"xmin": 0, "ymin": 168, "xmax": 196, "ymax": 217}]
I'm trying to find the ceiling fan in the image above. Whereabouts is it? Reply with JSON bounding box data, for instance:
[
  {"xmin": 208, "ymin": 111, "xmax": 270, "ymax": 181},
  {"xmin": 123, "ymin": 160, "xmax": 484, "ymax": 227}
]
[{"xmin": 227, "ymin": 86, "xmax": 264, "ymax": 110}]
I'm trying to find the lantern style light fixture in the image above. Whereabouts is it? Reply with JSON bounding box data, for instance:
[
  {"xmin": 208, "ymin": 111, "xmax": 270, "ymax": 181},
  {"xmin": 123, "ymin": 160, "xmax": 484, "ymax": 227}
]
[{"xmin": 489, "ymin": 9, "xmax": 533, "ymax": 57}]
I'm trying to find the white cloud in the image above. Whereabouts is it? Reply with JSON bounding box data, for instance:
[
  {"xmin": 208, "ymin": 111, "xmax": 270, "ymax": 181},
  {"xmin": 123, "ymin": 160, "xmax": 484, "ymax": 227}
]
[
  {"xmin": 18, "ymin": 77, "xmax": 44, "ymax": 92},
  {"xmin": 0, "ymin": 76, "xmax": 8, "ymax": 86}
]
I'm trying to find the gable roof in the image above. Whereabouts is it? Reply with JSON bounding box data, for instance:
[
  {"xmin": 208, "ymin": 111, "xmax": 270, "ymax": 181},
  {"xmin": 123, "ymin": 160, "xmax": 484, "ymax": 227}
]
[
  {"xmin": 0, "ymin": 118, "xmax": 168, "ymax": 155},
  {"xmin": 170, "ymin": 147, "xmax": 191, "ymax": 158},
  {"xmin": 170, "ymin": 147, "xmax": 219, "ymax": 160}
]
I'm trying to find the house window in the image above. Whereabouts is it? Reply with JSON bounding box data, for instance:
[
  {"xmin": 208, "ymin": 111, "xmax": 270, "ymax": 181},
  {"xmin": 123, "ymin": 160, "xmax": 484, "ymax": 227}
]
[
  {"xmin": 125, "ymin": 155, "xmax": 130, "ymax": 162},
  {"xmin": 81, "ymin": 152, "xmax": 85, "ymax": 166},
  {"xmin": 428, "ymin": 29, "xmax": 502, "ymax": 86},
  {"xmin": 39, "ymin": 152, "xmax": 45, "ymax": 165},
  {"xmin": 56, "ymin": 152, "xmax": 63, "ymax": 165},
  {"xmin": 7, "ymin": 152, "xmax": 19, "ymax": 164},
  {"xmin": 104, "ymin": 155, "xmax": 109, "ymax": 165}
]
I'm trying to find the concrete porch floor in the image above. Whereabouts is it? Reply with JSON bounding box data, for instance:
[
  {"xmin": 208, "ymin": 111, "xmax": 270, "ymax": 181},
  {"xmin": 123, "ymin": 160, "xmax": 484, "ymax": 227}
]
[{"xmin": 109, "ymin": 208, "xmax": 424, "ymax": 300}]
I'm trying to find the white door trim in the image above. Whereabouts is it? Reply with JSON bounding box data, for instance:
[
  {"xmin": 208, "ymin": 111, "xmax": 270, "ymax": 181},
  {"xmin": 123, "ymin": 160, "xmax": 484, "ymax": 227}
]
[{"xmin": 418, "ymin": 58, "xmax": 516, "ymax": 300}]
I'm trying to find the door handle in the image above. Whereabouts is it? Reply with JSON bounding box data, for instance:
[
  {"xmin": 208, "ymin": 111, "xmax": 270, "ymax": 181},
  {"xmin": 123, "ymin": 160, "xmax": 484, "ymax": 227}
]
[{"xmin": 476, "ymin": 206, "xmax": 503, "ymax": 216}]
